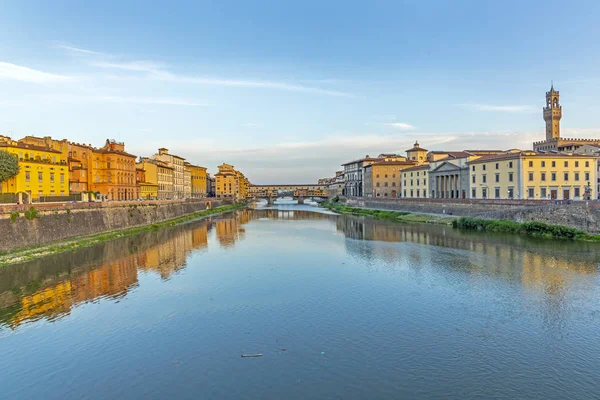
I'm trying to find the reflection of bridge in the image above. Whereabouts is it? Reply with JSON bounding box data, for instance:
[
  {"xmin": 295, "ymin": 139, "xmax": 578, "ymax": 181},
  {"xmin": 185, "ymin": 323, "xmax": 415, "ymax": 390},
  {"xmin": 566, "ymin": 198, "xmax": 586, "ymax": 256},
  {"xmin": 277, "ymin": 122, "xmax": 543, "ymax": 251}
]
[{"xmin": 248, "ymin": 184, "xmax": 328, "ymax": 204}]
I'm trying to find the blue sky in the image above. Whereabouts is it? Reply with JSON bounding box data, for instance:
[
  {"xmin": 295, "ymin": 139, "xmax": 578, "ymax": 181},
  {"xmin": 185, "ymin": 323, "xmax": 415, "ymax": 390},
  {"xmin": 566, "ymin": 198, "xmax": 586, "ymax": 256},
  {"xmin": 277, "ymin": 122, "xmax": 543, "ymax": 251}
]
[{"xmin": 1, "ymin": 0, "xmax": 600, "ymax": 183}]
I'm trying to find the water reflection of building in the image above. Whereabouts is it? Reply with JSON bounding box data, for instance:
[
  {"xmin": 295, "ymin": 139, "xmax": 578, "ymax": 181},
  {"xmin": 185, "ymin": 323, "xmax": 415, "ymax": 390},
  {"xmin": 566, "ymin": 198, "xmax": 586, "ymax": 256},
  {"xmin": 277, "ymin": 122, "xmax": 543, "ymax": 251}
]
[
  {"xmin": 336, "ymin": 215, "xmax": 599, "ymax": 292},
  {"xmin": 1, "ymin": 220, "xmax": 212, "ymax": 330}
]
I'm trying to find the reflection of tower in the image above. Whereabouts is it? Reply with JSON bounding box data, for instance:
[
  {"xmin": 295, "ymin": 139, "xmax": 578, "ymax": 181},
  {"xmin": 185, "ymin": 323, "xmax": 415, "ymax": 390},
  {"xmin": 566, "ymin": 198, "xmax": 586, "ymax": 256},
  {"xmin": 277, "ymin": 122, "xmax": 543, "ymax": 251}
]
[{"xmin": 543, "ymin": 84, "xmax": 562, "ymax": 141}]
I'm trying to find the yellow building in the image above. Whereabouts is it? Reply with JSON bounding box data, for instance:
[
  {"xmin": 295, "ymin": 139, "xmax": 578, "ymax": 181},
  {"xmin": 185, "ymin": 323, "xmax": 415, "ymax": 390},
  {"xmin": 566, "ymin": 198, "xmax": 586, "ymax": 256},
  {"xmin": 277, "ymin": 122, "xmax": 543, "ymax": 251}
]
[
  {"xmin": 405, "ymin": 141, "xmax": 428, "ymax": 164},
  {"xmin": 0, "ymin": 136, "xmax": 69, "ymax": 201},
  {"xmin": 187, "ymin": 163, "xmax": 207, "ymax": 198},
  {"xmin": 215, "ymin": 163, "xmax": 247, "ymax": 200},
  {"xmin": 137, "ymin": 158, "xmax": 174, "ymax": 200},
  {"xmin": 364, "ymin": 160, "xmax": 416, "ymax": 198},
  {"xmin": 401, "ymin": 164, "xmax": 430, "ymax": 198},
  {"xmin": 469, "ymin": 151, "xmax": 597, "ymax": 200}
]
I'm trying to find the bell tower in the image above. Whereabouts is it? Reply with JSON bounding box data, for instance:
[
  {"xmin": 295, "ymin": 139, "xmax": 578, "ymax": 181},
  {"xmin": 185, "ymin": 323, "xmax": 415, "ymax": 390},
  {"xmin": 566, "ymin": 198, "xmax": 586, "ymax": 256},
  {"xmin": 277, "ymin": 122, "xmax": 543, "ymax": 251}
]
[{"xmin": 543, "ymin": 84, "xmax": 562, "ymax": 141}]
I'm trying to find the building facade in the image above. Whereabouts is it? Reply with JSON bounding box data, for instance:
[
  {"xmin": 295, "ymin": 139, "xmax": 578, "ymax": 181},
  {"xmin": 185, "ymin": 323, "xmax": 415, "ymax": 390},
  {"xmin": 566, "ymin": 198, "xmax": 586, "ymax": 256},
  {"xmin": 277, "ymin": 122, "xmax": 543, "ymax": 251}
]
[
  {"xmin": 215, "ymin": 163, "xmax": 244, "ymax": 200},
  {"xmin": 401, "ymin": 164, "xmax": 430, "ymax": 198},
  {"xmin": 468, "ymin": 151, "xmax": 597, "ymax": 200},
  {"xmin": 0, "ymin": 136, "xmax": 70, "ymax": 201},
  {"xmin": 188, "ymin": 164, "xmax": 208, "ymax": 198},
  {"xmin": 90, "ymin": 140, "xmax": 138, "ymax": 201},
  {"xmin": 342, "ymin": 156, "xmax": 382, "ymax": 197},
  {"xmin": 153, "ymin": 148, "xmax": 185, "ymax": 199},
  {"xmin": 364, "ymin": 160, "xmax": 415, "ymax": 198}
]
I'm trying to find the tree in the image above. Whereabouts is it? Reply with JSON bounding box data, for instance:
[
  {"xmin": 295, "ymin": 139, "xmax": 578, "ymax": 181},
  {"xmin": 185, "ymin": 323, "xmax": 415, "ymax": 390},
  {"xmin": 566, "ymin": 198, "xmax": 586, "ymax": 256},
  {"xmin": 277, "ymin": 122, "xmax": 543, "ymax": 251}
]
[{"xmin": 0, "ymin": 150, "xmax": 19, "ymax": 193}]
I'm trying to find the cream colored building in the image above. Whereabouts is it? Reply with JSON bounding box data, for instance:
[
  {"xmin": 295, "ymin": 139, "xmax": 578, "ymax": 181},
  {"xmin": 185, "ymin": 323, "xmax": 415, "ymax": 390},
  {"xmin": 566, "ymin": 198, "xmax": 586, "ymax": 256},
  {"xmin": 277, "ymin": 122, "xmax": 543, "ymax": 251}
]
[
  {"xmin": 363, "ymin": 160, "xmax": 416, "ymax": 198},
  {"xmin": 469, "ymin": 151, "xmax": 597, "ymax": 200},
  {"xmin": 153, "ymin": 148, "xmax": 185, "ymax": 199},
  {"xmin": 183, "ymin": 163, "xmax": 191, "ymax": 199},
  {"xmin": 401, "ymin": 164, "xmax": 430, "ymax": 198}
]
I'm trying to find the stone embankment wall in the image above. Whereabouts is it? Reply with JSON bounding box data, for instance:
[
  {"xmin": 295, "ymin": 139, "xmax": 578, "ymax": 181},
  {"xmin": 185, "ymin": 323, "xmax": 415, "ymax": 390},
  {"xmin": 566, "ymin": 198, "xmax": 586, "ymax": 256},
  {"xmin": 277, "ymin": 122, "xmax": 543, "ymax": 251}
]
[
  {"xmin": 346, "ymin": 197, "xmax": 600, "ymax": 233},
  {"xmin": 0, "ymin": 199, "xmax": 228, "ymax": 252}
]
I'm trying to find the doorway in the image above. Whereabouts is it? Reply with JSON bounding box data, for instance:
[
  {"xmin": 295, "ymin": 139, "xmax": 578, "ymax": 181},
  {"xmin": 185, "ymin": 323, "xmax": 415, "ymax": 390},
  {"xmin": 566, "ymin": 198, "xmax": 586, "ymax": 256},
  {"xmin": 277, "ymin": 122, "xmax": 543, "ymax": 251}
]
[{"xmin": 563, "ymin": 189, "xmax": 570, "ymax": 200}]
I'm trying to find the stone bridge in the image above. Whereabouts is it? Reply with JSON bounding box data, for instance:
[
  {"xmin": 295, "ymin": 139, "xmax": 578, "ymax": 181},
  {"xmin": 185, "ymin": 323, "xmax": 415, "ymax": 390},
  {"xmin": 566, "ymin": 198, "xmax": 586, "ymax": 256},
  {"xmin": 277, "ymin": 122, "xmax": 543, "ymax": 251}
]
[{"xmin": 249, "ymin": 184, "xmax": 328, "ymax": 205}]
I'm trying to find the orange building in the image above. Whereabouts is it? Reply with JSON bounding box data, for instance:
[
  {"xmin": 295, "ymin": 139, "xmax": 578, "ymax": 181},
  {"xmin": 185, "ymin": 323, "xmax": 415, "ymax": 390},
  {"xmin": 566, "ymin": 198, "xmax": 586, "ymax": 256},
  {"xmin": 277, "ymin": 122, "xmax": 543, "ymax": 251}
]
[{"xmin": 90, "ymin": 139, "xmax": 138, "ymax": 200}]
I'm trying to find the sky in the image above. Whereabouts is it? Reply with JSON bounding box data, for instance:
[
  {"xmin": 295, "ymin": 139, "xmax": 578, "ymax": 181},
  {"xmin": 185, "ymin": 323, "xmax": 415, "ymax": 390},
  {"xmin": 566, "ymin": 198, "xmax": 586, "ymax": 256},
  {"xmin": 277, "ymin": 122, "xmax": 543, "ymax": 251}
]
[{"xmin": 1, "ymin": 0, "xmax": 600, "ymax": 184}]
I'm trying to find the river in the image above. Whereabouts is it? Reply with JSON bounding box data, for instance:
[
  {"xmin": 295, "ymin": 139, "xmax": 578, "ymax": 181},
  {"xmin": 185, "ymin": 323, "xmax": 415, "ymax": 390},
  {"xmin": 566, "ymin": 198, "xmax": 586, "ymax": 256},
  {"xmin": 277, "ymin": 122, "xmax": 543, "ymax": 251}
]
[{"xmin": 1, "ymin": 204, "xmax": 600, "ymax": 399}]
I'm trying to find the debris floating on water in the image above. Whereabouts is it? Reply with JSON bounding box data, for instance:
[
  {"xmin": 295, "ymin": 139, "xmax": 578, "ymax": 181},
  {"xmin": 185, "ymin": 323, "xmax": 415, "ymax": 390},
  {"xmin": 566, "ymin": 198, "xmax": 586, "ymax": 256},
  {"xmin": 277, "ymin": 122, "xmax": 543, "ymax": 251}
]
[{"xmin": 241, "ymin": 354, "xmax": 263, "ymax": 358}]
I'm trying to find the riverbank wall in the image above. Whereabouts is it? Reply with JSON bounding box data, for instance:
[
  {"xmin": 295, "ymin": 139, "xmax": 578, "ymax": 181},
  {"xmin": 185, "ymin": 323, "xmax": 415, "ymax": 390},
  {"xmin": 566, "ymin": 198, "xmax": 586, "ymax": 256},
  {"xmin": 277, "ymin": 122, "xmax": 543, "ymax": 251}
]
[
  {"xmin": 0, "ymin": 199, "xmax": 229, "ymax": 252},
  {"xmin": 345, "ymin": 197, "xmax": 600, "ymax": 233}
]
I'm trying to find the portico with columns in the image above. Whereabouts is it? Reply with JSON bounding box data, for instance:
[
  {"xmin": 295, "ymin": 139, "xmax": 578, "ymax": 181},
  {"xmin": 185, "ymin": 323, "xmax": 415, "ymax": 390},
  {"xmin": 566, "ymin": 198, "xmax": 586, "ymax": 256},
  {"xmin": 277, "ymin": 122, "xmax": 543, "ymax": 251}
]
[{"xmin": 429, "ymin": 161, "xmax": 469, "ymax": 199}]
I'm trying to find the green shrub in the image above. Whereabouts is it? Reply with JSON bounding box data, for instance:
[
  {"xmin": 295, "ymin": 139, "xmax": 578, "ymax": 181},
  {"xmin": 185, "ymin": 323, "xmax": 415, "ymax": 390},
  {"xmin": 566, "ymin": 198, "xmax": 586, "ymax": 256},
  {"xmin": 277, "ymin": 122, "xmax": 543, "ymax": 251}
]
[
  {"xmin": 10, "ymin": 211, "xmax": 19, "ymax": 223},
  {"xmin": 453, "ymin": 216, "xmax": 590, "ymax": 240},
  {"xmin": 24, "ymin": 207, "xmax": 40, "ymax": 220}
]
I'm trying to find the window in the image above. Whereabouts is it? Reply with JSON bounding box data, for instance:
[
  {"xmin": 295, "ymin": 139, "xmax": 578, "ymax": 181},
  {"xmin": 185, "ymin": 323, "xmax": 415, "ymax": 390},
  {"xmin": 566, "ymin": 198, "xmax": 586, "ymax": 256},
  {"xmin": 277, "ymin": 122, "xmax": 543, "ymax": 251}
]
[
  {"xmin": 495, "ymin": 188, "xmax": 500, "ymax": 198},
  {"xmin": 483, "ymin": 165, "xmax": 486, "ymax": 171},
  {"xmin": 403, "ymin": 190, "xmax": 406, "ymax": 197},
  {"xmin": 508, "ymin": 188, "xmax": 514, "ymax": 199},
  {"xmin": 575, "ymin": 188, "xmax": 581, "ymax": 197},
  {"xmin": 494, "ymin": 173, "xmax": 499, "ymax": 183},
  {"xmin": 585, "ymin": 172, "xmax": 590, "ymax": 181},
  {"xmin": 385, "ymin": 174, "xmax": 388, "ymax": 178},
  {"xmin": 508, "ymin": 161, "xmax": 513, "ymax": 168},
  {"xmin": 541, "ymin": 161, "xmax": 546, "ymax": 167},
  {"xmin": 529, "ymin": 161, "xmax": 533, "ymax": 167},
  {"xmin": 551, "ymin": 172, "xmax": 556, "ymax": 181},
  {"xmin": 564, "ymin": 172, "xmax": 569, "ymax": 181},
  {"xmin": 472, "ymin": 188, "xmax": 476, "ymax": 198},
  {"xmin": 424, "ymin": 179, "xmax": 426, "ymax": 186},
  {"xmin": 410, "ymin": 190, "xmax": 414, "ymax": 197},
  {"xmin": 392, "ymin": 182, "xmax": 396, "ymax": 187},
  {"xmin": 50, "ymin": 173, "xmax": 54, "ymax": 183},
  {"xmin": 508, "ymin": 172, "xmax": 513, "ymax": 182},
  {"xmin": 472, "ymin": 165, "xmax": 475, "ymax": 172},
  {"xmin": 541, "ymin": 188, "xmax": 547, "ymax": 198},
  {"xmin": 575, "ymin": 172, "xmax": 580, "ymax": 181},
  {"xmin": 38, "ymin": 172, "xmax": 43, "ymax": 182},
  {"xmin": 384, "ymin": 182, "xmax": 388, "ymax": 187},
  {"xmin": 585, "ymin": 161, "xmax": 590, "ymax": 167},
  {"xmin": 376, "ymin": 182, "xmax": 380, "ymax": 187},
  {"xmin": 472, "ymin": 175, "xmax": 476, "ymax": 184},
  {"xmin": 552, "ymin": 161, "xmax": 556, "ymax": 167},
  {"xmin": 564, "ymin": 161, "xmax": 568, "ymax": 168},
  {"xmin": 25, "ymin": 171, "xmax": 30, "ymax": 182},
  {"xmin": 541, "ymin": 172, "xmax": 546, "ymax": 181},
  {"xmin": 416, "ymin": 190, "xmax": 420, "ymax": 198},
  {"xmin": 528, "ymin": 188, "xmax": 534, "ymax": 198},
  {"xmin": 575, "ymin": 161, "xmax": 579, "ymax": 167},
  {"xmin": 376, "ymin": 174, "xmax": 379, "ymax": 178},
  {"xmin": 495, "ymin": 163, "xmax": 499, "ymax": 170},
  {"xmin": 482, "ymin": 187, "xmax": 487, "ymax": 199},
  {"xmin": 482, "ymin": 175, "xmax": 487, "ymax": 183},
  {"xmin": 528, "ymin": 172, "xmax": 533, "ymax": 181}
]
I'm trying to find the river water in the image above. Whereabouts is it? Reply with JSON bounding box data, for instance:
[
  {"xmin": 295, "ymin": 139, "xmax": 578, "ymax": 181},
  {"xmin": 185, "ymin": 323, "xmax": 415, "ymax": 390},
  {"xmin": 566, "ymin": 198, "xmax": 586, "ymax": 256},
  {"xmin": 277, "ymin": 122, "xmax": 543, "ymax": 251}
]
[{"xmin": 1, "ymin": 204, "xmax": 600, "ymax": 399}]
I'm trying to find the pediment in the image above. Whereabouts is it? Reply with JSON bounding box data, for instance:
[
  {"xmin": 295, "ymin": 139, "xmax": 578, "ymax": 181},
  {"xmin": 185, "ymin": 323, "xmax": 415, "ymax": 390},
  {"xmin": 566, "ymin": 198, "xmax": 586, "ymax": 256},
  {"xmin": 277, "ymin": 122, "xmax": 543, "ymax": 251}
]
[{"xmin": 430, "ymin": 161, "xmax": 463, "ymax": 173}]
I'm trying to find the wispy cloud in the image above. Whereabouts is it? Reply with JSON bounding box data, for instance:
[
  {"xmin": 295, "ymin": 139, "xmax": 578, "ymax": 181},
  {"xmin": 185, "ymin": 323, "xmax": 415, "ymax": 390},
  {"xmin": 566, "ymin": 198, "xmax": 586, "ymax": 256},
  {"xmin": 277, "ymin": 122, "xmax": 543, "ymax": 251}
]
[
  {"xmin": 383, "ymin": 122, "xmax": 416, "ymax": 130},
  {"xmin": 455, "ymin": 103, "xmax": 534, "ymax": 112},
  {"xmin": 90, "ymin": 59, "xmax": 352, "ymax": 97},
  {"xmin": 0, "ymin": 62, "xmax": 71, "ymax": 83},
  {"xmin": 43, "ymin": 94, "xmax": 208, "ymax": 106},
  {"xmin": 57, "ymin": 44, "xmax": 108, "ymax": 57},
  {"xmin": 241, "ymin": 122, "xmax": 261, "ymax": 127}
]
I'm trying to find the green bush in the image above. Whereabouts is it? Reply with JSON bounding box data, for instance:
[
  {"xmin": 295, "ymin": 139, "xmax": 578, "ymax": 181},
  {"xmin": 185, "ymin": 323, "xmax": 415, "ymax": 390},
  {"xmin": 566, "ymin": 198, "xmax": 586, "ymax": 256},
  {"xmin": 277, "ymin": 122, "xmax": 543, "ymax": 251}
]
[
  {"xmin": 453, "ymin": 216, "xmax": 591, "ymax": 240},
  {"xmin": 10, "ymin": 211, "xmax": 19, "ymax": 223},
  {"xmin": 24, "ymin": 206, "xmax": 40, "ymax": 220}
]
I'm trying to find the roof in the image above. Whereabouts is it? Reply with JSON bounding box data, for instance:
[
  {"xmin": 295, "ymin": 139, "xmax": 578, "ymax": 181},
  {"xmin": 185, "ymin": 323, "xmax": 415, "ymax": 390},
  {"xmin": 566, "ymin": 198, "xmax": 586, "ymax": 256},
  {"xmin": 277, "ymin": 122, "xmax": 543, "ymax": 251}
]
[
  {"xmin": 463, "ymin": 150, "xmax": 504, "ymax": 154},
  {"xmin": 369, "ymin": 160, "xmax": 417, "ymax": 166},
  {"xmin": 435, "ymin": 151, "xmax": 472, "ymax": 159},
  {"xmin": 94, "ymin": 148, "xmax": 137, "ymax": 158},
  {"xmin": 341, "ymin": 157, "xmax": 382, "ymax": 166},
  {"xmin": 401, "ymin": 164, "xmax": 430, "ymax": 172},
  {"xmin": 0, "ymin": 141, "xmax": 62, "ymax": 154},
  {"xmin": 405, "ymin": 146, "xmax": 428, "ymax": 152},
  {"xmin": 467, "ymin": 151, "xmax": 596, "ymax": 164}
]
